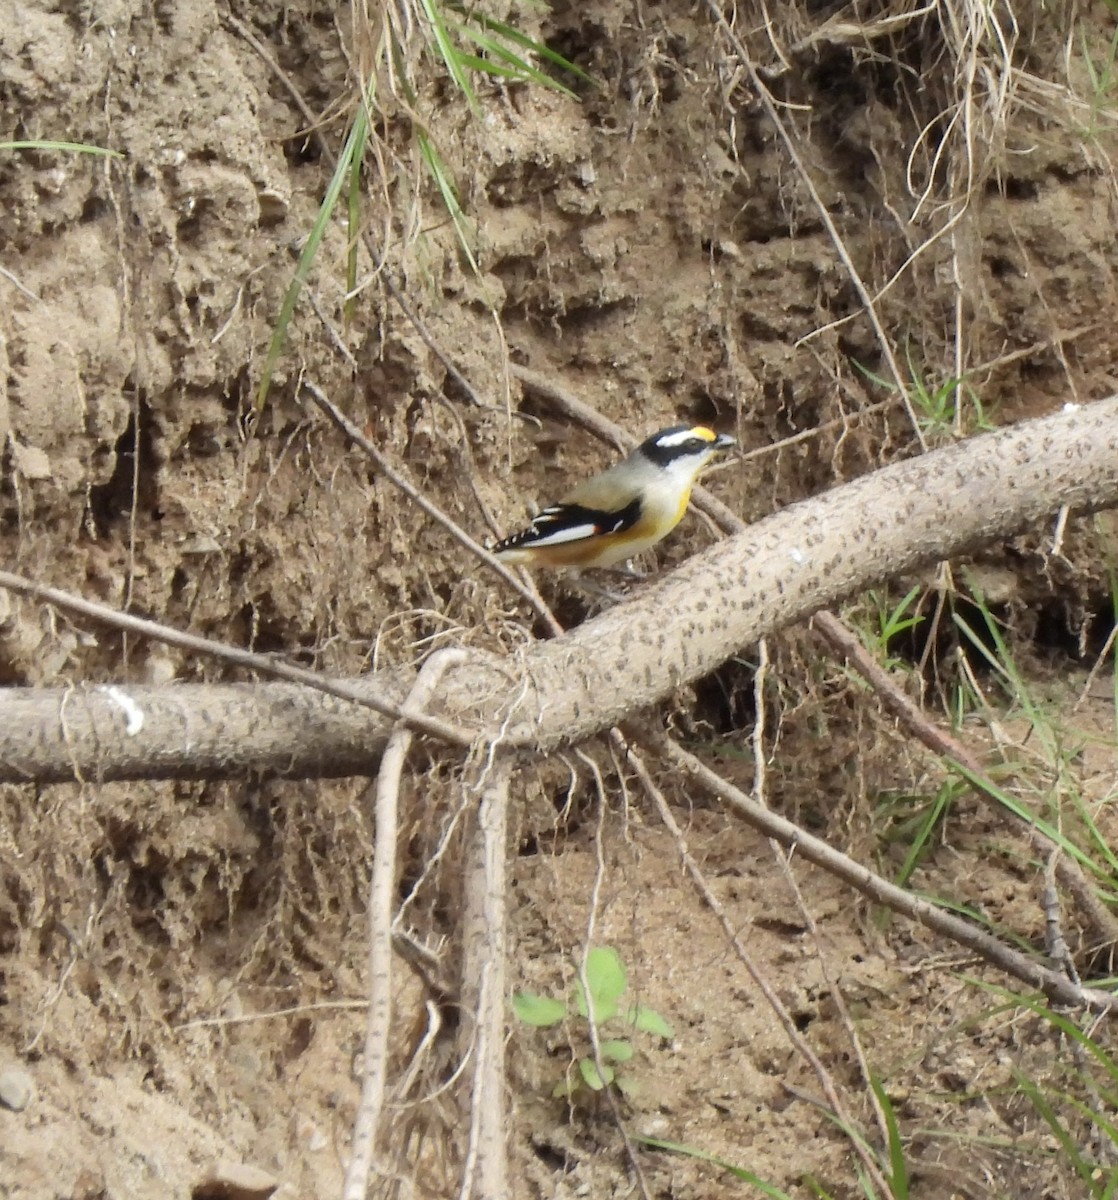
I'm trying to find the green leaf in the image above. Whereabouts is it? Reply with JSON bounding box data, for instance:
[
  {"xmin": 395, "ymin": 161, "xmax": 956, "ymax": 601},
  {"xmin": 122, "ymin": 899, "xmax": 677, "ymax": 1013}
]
[
  {"xmin": 574, "ymin": 982, "xmax": 619, "ymax": 1023},
  {"xmin": 578, "ymin": 1056, "xmax": 614, "ymax": 1091},
  {"xmin": 585, "ymin": 947, "xmax": 627, "ymax": 1004},
  {"xmin": 511, "ymin": 992, "xmax": 566, "ymax": 1027},
  {"xmin": 628, "ymin": 1004, "xmax": 674, "ymax": 1039},
  {"xmin": 599, "ymin": 1038, "xmax": 634, "ymax": 1063}
]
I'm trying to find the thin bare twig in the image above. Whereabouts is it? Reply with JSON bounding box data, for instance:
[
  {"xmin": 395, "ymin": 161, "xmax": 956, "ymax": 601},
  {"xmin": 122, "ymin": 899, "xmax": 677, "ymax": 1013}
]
[
  {"xmin": 577, "ymin": 749, "xmax": 654, "ymax": 1200},
  {"xmin": 459, "ymin": 757, "xmax": 513, "ymax": 1200}
]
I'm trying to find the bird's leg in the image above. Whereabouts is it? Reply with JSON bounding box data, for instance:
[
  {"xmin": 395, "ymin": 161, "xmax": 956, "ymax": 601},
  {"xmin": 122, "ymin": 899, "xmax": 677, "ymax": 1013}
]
[
  {"xmin": 566, "ymin": 571, "xmax": 629, "ymax": 605},
  {"xmin": 603, "ymin": 560, "xmax": 647, "ymax": 580}
]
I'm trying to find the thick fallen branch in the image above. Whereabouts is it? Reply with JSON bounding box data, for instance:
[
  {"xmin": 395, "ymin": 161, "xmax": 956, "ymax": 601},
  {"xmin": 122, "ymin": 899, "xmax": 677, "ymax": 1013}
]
[{"xmin": 0, "ymin": 396, "xmax": 1116, "ymax": 784}]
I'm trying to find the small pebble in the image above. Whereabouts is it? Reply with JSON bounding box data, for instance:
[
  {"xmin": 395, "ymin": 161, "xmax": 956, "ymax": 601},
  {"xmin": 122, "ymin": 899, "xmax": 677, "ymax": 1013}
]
[{"xmin": 0, "ymin": 1067, "xmax": 33, "ymax": 1112}]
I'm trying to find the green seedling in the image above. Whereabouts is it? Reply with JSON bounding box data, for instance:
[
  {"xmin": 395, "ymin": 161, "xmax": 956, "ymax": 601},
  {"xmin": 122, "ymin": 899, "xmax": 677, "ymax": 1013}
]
[
  {"xmin": 855, "ymin": 350, "xmax": 992, "ymax": 443},
  {"xmin": 513, "ymin": 945, "xmax": 673, "ymax": 1098},
  {"xmin": 861, "ymin": 585, "xmax": 925, "ymax": 669}
]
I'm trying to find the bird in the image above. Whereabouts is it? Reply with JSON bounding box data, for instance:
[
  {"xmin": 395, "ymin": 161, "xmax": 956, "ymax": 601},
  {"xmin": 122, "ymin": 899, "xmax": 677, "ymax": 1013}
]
[{"xmin": 491, "ymin": 424, "xmax": 735, "ymax": 570}]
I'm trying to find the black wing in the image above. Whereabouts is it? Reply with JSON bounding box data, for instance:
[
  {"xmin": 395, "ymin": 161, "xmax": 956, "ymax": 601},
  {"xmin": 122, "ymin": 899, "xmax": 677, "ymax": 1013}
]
[{"xmin": 492, "ymin": 497, "xmax": 642, "ymax": 553}]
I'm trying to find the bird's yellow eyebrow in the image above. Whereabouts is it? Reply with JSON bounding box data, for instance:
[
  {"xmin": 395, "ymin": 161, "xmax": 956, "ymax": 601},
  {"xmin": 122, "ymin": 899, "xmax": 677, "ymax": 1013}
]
[{"xmin": 692, "ymin": 426, "xmax": 717, "ymax": 442}]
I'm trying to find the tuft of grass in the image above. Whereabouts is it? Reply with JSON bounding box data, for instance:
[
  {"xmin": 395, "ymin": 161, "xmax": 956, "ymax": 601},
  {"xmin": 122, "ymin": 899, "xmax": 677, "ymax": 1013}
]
[
  {"xmin": 256, "ymin": 94, "xmax": 375, "ymax": 411},
  {"xmin": 968, "ymin": 982, "xmax": 1118, "ymax": 1197},
  {"xmin": 875, "ymin": 777, "xmax": 965, "ymax": 889},
  {"xmin": 949, "ymin": 576, "xmax": 1118, "ymax": 898},
  {"xmin": 255, "ymin": 0, "xmax": 590, "ymax": 411},
  {"xmin": 1076, "ymin": 9, "xmax": 1118, "ymax": 140},
  {"xmin": 855, "ymin": 350, "xmax": 993, "ymax": 442}
]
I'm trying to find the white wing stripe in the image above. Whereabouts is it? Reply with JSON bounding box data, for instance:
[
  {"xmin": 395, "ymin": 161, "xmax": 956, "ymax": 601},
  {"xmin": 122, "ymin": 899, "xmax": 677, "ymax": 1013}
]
[{"xmin": 521, "ymin": 522, "xmax": 599, "ymax": 547}]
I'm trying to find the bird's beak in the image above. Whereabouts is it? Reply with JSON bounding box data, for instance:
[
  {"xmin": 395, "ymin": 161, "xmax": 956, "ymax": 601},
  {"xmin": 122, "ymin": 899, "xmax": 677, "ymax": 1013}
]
[{"xmin": 713, "ymin": 433, "xmax": 736, "ymax": 453}]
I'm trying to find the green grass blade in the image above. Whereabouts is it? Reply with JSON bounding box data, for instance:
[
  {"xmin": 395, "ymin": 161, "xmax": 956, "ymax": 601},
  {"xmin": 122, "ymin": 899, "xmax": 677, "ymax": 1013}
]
[
  {"xmin": 1012, "ymin": 1068, "xmax": 1097, "ymax": 1187},
  {"xmin": 947, "ymin": 757, "xmax": 1107, "ymax": 880},
  {"xmin": 893, "ymin": 783, "xmax": 955, "ymax": 888},
  {"xmin": 448, "ymin": 23, "xmax": 578, "ymax": 95},
  {"xmin": 0, "ymin": 139, "xmax": 122, "ymax": 157},
  {"xmin": 635, "ymin": 1135, "xmax": 795, "ymax": 1196},
  {"xmin": 256, "ymin": 97, "xmax": 370, "ymax": 412},
  {"xmin": 344, "ymin": 126, "xmax": 364, "ymax": 325},
  {"xmin": 417, "ymin": 131, "xmax": 480, "ymax": 276},
  {"xmin": 869, "ymin": 1075, "xmax": 909, "ymax": 1199},
  {"xmin": 974, "ymin": 982, "xmax": 1118, "ymax": 1090},
  {"xmin": 467, "ymin": 13, "xmax": 593, "ymax": 82},
  {"xmin": 418, "ymin": 0, "xmax": 479, "ymax": 112}
]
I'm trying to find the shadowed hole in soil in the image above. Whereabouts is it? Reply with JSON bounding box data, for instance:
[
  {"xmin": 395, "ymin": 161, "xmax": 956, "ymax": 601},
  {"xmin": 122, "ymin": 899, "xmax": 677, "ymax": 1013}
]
[
  {"xmin": 691, "ymin": 657, "xmax": 758, "ymax": 738},
  {"xmin": 88, "ymin": 396, "xmax": 160, "ymax": 536},
  {"xmin": 1033, "ymin": 598, "xmax": 1117, "ymax": 664}
]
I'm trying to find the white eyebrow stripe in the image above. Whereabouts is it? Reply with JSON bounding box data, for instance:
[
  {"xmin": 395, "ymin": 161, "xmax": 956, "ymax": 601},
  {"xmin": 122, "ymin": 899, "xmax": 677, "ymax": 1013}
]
[
  {"xmin": 654, "ymin": 429, "xmax": 698, "ymax": 448},
  {"xmin": 523, "ymin": 522, "xmax": 599, "ymax": 547}
]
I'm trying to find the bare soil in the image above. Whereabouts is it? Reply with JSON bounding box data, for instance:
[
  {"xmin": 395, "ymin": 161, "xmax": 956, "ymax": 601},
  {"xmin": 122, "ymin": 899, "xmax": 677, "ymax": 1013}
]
[{"xmin": 2, "ymin": 1, "xmax": 1118, "ymax": 1197}]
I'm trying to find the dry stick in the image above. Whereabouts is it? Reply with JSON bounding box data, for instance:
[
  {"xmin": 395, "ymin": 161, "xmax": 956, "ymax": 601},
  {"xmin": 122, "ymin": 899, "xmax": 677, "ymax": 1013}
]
[
  {"xmin": 343, "ymin": 649, "xmax": 466, "ymax": 1200},
  {"xmin": 300, "ymin": 379, "xmax": 556, "ymax": 628},
  {"xmin": 662, "ymin": 738, "xmax": 1117, "ymax": 1012},
  {"xmin": 812, "ymin": 613, "xmax": 1118, "ymax": 947},
  {"xmin": 458, "ymin": 758, "xmax": 513, "ymax": 1200},
  {"xmin": 512, "ymin": 371, "xmax": 1118, "ymax": 947},
  {"xmin": 612, "ymin": 730, "xmax": 894, "ymax": 1196},
  {"xmin": 0, "ymin": 568, "xmax": 470, "ymax": 749},
  {"xmin": 511, "ymin": 362, "xmax": 895, "ymax": 470}
]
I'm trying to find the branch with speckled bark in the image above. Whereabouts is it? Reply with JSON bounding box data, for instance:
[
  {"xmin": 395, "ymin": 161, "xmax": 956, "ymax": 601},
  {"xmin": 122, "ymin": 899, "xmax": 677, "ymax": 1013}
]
[{"xmin": 0, "ymin": 395, "xmax": 1116, "ymax": 784}]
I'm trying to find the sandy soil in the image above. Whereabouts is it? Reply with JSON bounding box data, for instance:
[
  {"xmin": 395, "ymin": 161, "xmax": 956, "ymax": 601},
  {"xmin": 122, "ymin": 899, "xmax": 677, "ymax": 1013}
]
[{"xmin": 2, "ymin": 0, "xmax": 1118, "ymax": 1197}]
